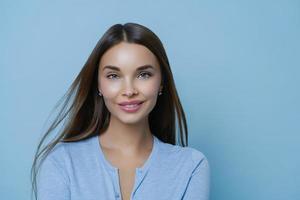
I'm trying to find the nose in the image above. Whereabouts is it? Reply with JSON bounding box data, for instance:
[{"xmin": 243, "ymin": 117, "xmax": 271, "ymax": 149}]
[{"xmin": 122, "ymin": 79, "xmax": 138, "ymax": 97}]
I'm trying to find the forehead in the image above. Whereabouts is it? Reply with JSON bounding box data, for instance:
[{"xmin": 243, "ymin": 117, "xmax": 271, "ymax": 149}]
[{"xmin": 99, "ymin": 42, "xmax": 159, "ymax": 70}]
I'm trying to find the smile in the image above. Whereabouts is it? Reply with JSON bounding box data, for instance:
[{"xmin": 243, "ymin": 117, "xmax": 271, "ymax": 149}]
[{"xmin": 118, "ymin": 102, "xmax": 144, "ymax": 113}]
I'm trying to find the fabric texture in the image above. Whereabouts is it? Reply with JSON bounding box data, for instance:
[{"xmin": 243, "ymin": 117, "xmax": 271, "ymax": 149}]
[{"xmin": 37, "ymin": 134, "xmax": 210, "ymax": 200}]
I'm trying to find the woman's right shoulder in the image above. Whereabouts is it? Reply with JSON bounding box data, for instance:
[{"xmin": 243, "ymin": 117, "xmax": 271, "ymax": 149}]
[
  {"xmin": 41, "ymin": 136, "xmax": 96, "ymax": 165},
  {"xmin": 37, "ymin": 141, "xmax": 73, "ymax": 199},
  {"xmin": 38, "ymin": 141, "xmax": 69, "ymax": 173}
]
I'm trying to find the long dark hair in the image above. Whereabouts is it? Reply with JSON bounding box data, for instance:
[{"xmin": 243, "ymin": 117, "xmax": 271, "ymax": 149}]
[{"xmin": 30, "ymin": 22, "xmax": 188, "ymax": 200}]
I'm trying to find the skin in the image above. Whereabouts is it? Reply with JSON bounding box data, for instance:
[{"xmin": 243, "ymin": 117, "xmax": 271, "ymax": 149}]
[
  {"xmin": 97, "ymin": 42, "xmax": 163, "ymax": 200},
  {"xmin": 97, "ymin": 41, "xmax": 163, "ymax": 160}
]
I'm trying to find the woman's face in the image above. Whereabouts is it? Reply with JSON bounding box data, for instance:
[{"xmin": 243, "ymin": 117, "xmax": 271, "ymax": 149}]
[{"xmin": 98, "ymin": 42, "xmax": 163, "ymax": 125}]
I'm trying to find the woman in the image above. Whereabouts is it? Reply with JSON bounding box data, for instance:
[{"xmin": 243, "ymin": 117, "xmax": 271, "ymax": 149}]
[{"xmin": 31, "ymin": 22, "xmax": 210, "ymax": 200}]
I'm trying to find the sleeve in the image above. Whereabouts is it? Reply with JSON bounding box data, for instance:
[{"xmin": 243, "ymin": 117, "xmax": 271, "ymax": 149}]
[
  {"xmin": 182, "ymin": 153, "xmax": 211, "ymax": 200},
  {"xmin": 37, "ymin": 154, "xmax": 70, "ymax": 200}
]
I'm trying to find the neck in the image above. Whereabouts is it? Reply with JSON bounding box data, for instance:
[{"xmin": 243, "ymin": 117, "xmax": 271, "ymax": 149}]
[{"xmin": 99, "ymin": 115, "xmax": 153, "ymax": 155}]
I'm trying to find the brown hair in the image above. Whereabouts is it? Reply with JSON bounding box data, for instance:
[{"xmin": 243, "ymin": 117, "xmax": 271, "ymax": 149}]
[{"xmin": 30, "ymin": 22, "xmax": 188, "ymax": 199}]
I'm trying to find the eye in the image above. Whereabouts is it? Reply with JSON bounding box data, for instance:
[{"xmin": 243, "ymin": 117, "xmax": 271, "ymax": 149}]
[
  {"xmin": 106, "ymin": 73, "xmax": 119, "ymax": 79},
  {"xmin": 106, "ymin": 72, "xmax": 152, "ymax": 80},
  {"xmin": 138, "ymin": 72, "xmax": 152, "ymax": 79}
]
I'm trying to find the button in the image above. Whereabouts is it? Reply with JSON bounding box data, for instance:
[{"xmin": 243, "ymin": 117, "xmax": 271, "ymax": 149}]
[{"xmin": 115, "ymin": 193, "xmax": 120, "ymax": 198}]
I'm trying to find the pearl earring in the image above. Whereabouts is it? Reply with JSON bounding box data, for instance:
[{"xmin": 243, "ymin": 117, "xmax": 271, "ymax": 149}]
[{"xmin": 98, "ymin": 91, "xmax": 102, "ymax": 96}]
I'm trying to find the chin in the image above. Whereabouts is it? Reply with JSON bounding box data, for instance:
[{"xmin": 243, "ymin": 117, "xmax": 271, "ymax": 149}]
[
  {"xmin": 116, "ymin": 111, "xmax": 149, "ymax": 126},
  {"xmin": 113, "ymin": 115, "xmax": 146, "ymax": 125}
]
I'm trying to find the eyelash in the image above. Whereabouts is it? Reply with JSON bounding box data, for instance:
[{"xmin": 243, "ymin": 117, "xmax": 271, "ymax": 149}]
[{"xmin": 106, "ymin": 72, "xmax": 153, "ymax": 80}]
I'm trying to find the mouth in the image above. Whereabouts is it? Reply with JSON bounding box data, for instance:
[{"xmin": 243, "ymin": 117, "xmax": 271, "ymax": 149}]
[{"xmin": 118, "ymin": 101, "xmax": 144, "ymax": 113}]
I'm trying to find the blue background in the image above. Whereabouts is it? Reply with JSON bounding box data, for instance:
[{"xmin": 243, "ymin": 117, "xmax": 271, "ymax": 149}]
[{"xmin": 1, "ymin": 0, "xmax": 299, "ymax": 199}]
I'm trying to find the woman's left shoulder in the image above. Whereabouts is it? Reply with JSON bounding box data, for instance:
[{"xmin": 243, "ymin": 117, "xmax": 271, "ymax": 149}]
[
  {"xmin": 180, "ymin": 146, "xmax": 210, "ymax": 178},
  {"xmin": 155, "ymin": 137, "xmax": 209, "ymax": 169},
  {"xmin": 182, "ymin": 146, "xmax": 209, "ymax": 164}
]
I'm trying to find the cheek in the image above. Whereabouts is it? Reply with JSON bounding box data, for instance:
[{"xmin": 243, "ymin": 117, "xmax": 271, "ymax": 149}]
[
  {"xmin": 140, "ymin": 84, "xmax": 157, "ymax": 97},
  {"xmin": 99, "ymin": 79, "xmax": 120, "ymax": 97},
  {"xmin": 99, "ymin": 80, "xmax": 119, "ymax": 112},
  {"xmin": 138, "ymin": 79, "xmax": 161, "ymax": 98}
]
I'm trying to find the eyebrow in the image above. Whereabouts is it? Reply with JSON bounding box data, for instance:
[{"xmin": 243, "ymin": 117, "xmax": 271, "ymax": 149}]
[{"xmin": 102, "ymin": 64, "xmax": 155, "ymax": 72}]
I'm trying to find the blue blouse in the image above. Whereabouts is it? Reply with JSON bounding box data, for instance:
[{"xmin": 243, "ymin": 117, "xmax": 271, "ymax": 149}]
[{"xmin": 37, "ymin": 135, "xmax": 210, "ymax": 200}]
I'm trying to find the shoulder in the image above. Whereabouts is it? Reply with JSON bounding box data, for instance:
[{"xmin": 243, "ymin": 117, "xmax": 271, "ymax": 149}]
[
  {"xmin": 38, "ymin": 136, "xmax": 96, "ymax": 182},
  {"xmin": 156, "ymin": 138, "xmax": 209, "ymax": 172},
  {"xmin": 175, "ymin": 146, "xmax": 210, "ymax": 178},
  {"xmin": 157, "ymin": 138, "xmax": 208, "ymax": 161},
  {"xmin": 183, "ymin": 146, "xmax": 210, "ymax": 176},
  {"xmin": 184, "ymin": 146, "xmax": 209, "ymax": 166},
  {"xmin": 41, "ymin": 136, "xmax": 95, "ymax": 167}
]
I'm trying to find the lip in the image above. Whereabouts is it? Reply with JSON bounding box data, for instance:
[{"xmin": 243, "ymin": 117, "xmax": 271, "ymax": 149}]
[
  {"xmin": 118, "ymin": 101, "xmax": 144, "ymax": 113},
  {"xmin": 118, "ymin": 100, "xmax": 144, "ymax": 106}
]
